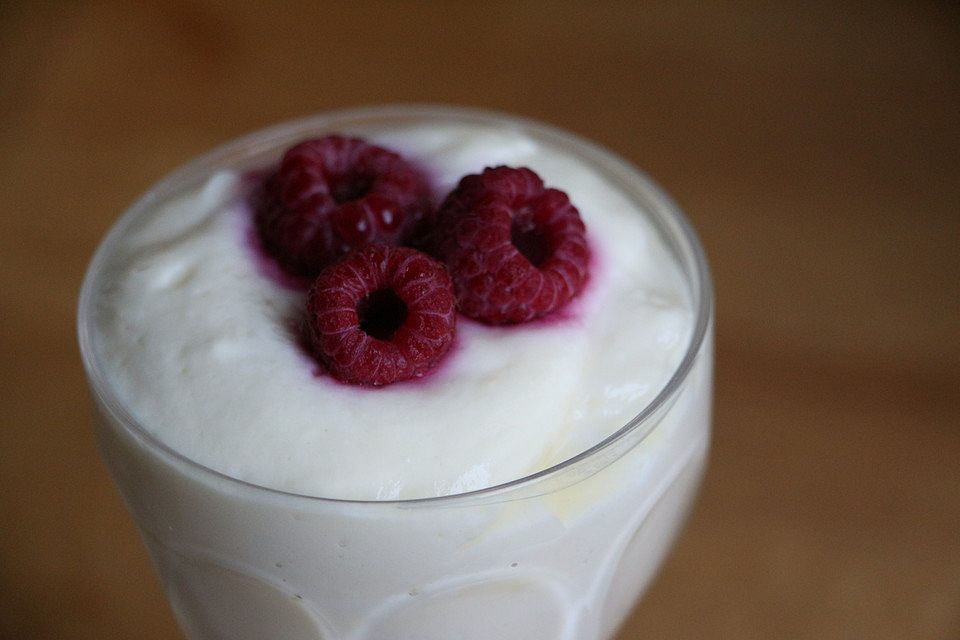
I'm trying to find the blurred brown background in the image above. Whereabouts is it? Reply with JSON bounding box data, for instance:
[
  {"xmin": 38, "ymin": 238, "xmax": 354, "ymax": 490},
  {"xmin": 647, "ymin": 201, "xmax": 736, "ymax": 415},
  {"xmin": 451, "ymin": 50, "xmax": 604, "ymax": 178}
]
[{"xmin": 2, "ymin": 1, "xmax": 958, "ymax": 638}]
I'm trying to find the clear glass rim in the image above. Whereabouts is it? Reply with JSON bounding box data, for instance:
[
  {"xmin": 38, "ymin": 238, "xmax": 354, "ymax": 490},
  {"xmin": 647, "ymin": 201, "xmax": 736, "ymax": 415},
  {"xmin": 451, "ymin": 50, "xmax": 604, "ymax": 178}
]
[{"xmin": 77, "ymin": 104, "xmax": 714, "ymax": 507}]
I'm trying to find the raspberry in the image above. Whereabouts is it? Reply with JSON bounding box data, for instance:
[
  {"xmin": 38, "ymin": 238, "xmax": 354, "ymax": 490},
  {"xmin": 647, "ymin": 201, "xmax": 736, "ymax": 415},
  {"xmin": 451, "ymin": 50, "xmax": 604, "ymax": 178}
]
[
  {"xmin": 307, "ymin": 244, "xmax": 457, "ymax": 386},
  {"xmin": 433, "ymin": 166, "xmax": 590, "ymax": 324},
  {"xmin": 256, "ymin": 136, "xmax": 431, "ymax": 276}
]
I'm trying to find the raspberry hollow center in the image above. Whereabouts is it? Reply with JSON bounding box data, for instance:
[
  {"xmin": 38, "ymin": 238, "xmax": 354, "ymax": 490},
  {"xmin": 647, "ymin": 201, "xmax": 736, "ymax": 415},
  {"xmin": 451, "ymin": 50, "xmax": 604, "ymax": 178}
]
[
  {"xmin": 357, "ymin": 288, "xmax": 409, "ymax": 340},
  {"xmin": 332, "ymin": 174, "xmax": 374, "ymax": 203},
  {"xmin": 510, "ymin": 214, "xmax": 550, "ymax": 267}
]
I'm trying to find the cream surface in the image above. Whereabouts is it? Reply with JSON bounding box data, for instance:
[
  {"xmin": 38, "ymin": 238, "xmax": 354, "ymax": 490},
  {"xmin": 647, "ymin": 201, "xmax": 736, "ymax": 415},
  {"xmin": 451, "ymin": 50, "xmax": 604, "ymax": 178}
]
[{"xmin": 91, "ymin": 124, "xmax": 692, "ymax": 500}]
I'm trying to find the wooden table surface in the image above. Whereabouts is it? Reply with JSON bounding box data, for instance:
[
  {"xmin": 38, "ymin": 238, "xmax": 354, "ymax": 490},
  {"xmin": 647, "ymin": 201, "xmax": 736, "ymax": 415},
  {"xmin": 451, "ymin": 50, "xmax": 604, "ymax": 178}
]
[{"xmin": 2, "ymin": 2, "xmax": 958, "ymax": 638}]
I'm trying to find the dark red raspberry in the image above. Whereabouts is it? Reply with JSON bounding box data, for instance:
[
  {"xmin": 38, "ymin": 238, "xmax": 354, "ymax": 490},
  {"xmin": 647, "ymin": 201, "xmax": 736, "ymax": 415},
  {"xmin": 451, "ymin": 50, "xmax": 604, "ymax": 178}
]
[
  {"xmin": 433, "ymin": 166, "xmax": 590, "ymax": 324},
  {"xmin": 256, "ymin": 135, "xmax": 431, "ymax": 277},
  {"xmin": 307, "ymin": 244, "xmax": 457, "ymax": 386}
]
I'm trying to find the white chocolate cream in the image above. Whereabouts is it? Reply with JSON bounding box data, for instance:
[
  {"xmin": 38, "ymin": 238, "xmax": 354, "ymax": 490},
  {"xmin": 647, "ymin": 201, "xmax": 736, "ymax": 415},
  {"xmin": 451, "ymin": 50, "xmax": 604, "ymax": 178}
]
[
  {"xmin": 89, "ymin": 123, "xmax": 692, "ymax": 501},
  {"xmin": 81, "ymin": 108, "xmax": 713, "ymax": 640}
]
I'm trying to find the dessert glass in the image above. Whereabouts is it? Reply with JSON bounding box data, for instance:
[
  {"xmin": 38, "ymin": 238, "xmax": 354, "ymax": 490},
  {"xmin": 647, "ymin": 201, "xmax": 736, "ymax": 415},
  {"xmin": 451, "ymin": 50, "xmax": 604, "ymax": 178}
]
[{"xmin": 78, "ymin": 105, "xmax": 713, "ymax": 640}]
